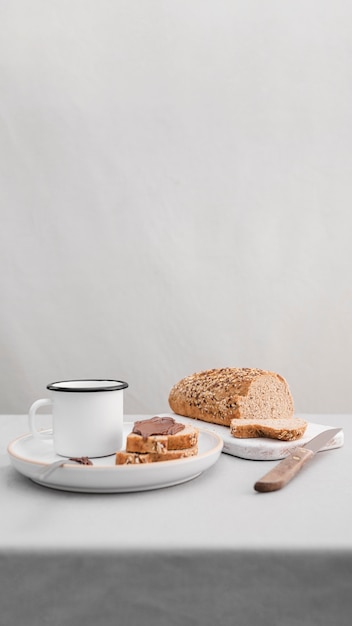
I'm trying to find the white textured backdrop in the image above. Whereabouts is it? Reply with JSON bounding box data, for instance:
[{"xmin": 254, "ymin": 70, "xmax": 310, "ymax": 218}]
[{"xmin": 1, "ymin": 1, "xmax": 351, "ymax": 414}]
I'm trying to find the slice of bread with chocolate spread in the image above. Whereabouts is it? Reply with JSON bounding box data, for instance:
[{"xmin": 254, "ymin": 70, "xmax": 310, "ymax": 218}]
[
  {"xmin": 126, "ymin": 422, "xmax": 198, "ymax": 453},
  {"xmin": 115, "ymin": 416, "xmax": 198, "ymax": 465}
]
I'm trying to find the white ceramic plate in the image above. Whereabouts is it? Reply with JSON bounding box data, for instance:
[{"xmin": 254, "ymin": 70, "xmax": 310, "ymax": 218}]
[
  {"xmin": 168, "ymin": 415, "xmax": 344, "ymax": 460},
  {"xmin": 7, "ymin": 422, "xmax": 223, "ymax": 493}
]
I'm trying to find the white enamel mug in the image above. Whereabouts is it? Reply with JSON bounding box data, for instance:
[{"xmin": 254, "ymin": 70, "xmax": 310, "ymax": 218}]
[{"xmin": 28, "ymin": 379, "xmax": 128, "ymax": 458}]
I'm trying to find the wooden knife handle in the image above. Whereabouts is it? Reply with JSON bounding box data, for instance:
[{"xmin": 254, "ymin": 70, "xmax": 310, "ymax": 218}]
[{"xmin": 254, "ymin": 447, "xmax": 315, "ymax": 492}]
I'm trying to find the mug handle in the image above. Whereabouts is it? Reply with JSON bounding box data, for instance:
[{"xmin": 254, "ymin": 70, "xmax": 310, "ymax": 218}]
[{"xmin": 29, "ymin": 398, "xmax": 53, "ymax": 440}]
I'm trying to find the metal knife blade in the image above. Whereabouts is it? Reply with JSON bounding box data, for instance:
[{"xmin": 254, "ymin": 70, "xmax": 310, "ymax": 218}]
[
  {"xmin": 254, "ymin": 427, "xmax": 341, "ymax": 493},
  {"xmin": 302, "ymin": 427, "xmax": 341, "ymax": 454}
]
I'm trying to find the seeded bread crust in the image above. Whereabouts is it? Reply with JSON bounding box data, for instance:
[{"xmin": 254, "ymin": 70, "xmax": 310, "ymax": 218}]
[
  {"xmin": 230, "ymin": 418, "xmax": 307, "ymax": 441},
  {"xmin": 168, "ymin": 368, "xmax": 294, "ymax": 426},
  {"xmin": 115, "ymin": 446, "xmax": 198, "ymax": 465},
  {"xmin": 126, "ymin": 424, "xmax": 198, "ymax": 454}
]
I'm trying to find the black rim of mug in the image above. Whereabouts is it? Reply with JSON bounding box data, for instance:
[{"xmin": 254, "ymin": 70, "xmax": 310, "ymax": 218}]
[{"xmin": 46, "ymin": 380, "xmax": 129, "ymax": 392}]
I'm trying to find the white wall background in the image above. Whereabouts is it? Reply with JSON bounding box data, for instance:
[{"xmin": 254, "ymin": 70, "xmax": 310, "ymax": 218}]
[{"xmin": 1, "ymin": 0, "xmax": 351, "ymax": 415}]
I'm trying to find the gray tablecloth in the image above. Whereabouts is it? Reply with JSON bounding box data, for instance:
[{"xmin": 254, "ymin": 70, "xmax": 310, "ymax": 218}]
[{"xmin": 1, "ymin": 414, "xmax": 351, "ymax": 625}]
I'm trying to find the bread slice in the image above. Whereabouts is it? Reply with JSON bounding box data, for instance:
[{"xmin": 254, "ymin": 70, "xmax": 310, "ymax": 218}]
[
  {"xmin": 115, "ymin": 445, "xmax": 198, "ymax": 465},
  {"xmin": 168, "ymin": 368, "xmax": 294, "ymax": 426},
  {"xmin": 126, "ymin": 424, "xmax": 198, "ymax": 454},
  {"xmin": 115, "ymin": 451, "xmax": 152, "ymax": 465},
  {"xmin": 230, "ymin": 418, "xmax": 307, "ymax": 441}
]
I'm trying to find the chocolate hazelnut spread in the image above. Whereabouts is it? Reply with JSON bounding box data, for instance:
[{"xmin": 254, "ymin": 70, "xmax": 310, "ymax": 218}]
[
  {"xmin": 132, "ymin": 417, "xmax": 185, "ymax": 440},
  {"xmin": 69, "ymin": 456, "xmax": 93, "ymax": 465}
]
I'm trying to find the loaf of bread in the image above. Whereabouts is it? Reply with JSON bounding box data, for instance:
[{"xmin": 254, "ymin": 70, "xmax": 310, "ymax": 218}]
[
  {"xmin": 116, "ymin": 446, "xmax": 198, "ymax": 465},
  {"xmin": 230, "ymin": 418, "xmax": 307, "ymax": 441},
  {"xmin": 168, "ymin": 368, "xmax": 294, "ymax": 426}
]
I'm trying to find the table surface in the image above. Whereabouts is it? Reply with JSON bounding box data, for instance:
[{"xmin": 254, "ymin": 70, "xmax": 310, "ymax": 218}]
[
  {"xmin": 1, "ymin": 413, "xmax": 352, "ymax": 626},
  {"xmin": 1, "ymin": 413, "xmax": 350, "ymax": 552}
]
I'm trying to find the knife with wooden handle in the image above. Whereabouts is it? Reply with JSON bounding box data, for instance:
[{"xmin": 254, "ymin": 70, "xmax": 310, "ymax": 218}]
[{"xmin": 254, "ymin": 427, "xmax": 341, "ymax": 492}]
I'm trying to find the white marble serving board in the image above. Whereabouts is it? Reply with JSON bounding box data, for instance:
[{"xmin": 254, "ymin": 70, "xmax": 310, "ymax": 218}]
[{"xmin": 164, "ymin": 414, "xmax": 344, "ymax": 461}]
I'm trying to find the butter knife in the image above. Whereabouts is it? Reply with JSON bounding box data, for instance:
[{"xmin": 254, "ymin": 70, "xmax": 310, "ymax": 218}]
[{"xmin": 254, "ymin": 427, "xmax": 341, "ymax": 492}]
